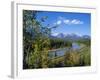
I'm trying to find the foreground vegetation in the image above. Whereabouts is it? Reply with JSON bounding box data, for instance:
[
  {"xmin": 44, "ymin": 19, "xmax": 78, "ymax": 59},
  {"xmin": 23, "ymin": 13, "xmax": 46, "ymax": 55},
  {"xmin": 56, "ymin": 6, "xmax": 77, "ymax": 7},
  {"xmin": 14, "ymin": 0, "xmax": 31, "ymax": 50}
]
[{"xmin": 48, "ymin": 46, "xmax": 90, "ymax": 68}]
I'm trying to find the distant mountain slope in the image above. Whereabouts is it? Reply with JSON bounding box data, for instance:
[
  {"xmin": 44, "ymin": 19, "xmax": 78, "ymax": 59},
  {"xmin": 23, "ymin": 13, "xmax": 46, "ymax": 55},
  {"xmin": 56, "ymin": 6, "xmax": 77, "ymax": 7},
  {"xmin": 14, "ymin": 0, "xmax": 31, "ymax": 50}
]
[{"xmin": 50, "ymin": 33, "xmax": 90, "ymax": 41}]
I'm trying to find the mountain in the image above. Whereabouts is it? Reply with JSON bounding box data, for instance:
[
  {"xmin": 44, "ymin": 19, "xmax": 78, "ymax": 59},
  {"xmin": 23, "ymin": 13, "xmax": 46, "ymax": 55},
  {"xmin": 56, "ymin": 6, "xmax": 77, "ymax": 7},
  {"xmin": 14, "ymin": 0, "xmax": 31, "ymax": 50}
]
[
  {"xmin": 65, "ymin": 33, "xmax": 81, "ymax": 40},
  {"xmin": 82, "ymin": 35, "xmax": 90, "ymax": 39},
  {"xmin": 56, "ymin": 33, "xmax": 65, "ymax": 38},
  {"xmin": 50, "ymin": 33, "xmax": 90, "ymax": 41}
]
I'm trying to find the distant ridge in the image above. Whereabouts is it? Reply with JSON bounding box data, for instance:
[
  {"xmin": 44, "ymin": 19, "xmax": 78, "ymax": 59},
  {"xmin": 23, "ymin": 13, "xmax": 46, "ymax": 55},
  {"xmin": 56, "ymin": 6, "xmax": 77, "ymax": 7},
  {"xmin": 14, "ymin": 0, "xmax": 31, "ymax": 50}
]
[{"xmin": 50, "ymin": 33, "xmax": 90, "ymax": 40}]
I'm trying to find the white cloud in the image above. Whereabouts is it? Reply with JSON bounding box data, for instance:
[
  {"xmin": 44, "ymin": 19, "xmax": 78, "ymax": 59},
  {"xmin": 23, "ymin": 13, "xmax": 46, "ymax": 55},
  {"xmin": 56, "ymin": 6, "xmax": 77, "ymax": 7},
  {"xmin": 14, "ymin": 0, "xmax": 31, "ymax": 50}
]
[
  {"xmin": 71, "ymin": 19, "xmax": 83, "ymax": 24},
  {"xmin": 54, "ymin": 17, "xmax": 83, "ymax": 26},
  {"xmin": 55, "ymin": 20, "xmax": 62, "ymax": 25},
  {"xmin": 63, "ymin": 19, "xmax": 83, "ymax": 25},
  {"xmin": 63, "ymin": 20, "xmax": 70, "ymax": 24}
]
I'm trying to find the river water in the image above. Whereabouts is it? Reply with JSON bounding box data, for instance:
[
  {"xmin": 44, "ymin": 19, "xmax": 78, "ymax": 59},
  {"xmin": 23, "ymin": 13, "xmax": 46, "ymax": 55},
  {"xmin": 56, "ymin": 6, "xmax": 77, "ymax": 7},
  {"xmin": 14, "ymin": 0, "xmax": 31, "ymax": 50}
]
[{"xmin": 49, "ymin": 43, "xmax": 81, "ymax": 58}]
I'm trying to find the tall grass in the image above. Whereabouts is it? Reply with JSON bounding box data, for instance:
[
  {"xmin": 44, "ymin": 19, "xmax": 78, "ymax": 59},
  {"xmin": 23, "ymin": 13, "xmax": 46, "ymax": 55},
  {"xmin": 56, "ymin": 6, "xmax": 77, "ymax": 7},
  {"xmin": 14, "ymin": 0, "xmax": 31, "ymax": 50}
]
[{"xmin": 64, "ymin": 47, "xmax": 91, "ymax": 67}]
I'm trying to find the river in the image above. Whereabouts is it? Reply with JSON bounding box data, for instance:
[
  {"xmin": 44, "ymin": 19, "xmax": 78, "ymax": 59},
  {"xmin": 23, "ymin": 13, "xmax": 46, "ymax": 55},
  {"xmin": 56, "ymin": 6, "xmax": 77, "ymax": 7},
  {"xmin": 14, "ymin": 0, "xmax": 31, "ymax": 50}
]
[{"xmin": 49, "ymin": 42, "xmax": 81, "ymax": 58}]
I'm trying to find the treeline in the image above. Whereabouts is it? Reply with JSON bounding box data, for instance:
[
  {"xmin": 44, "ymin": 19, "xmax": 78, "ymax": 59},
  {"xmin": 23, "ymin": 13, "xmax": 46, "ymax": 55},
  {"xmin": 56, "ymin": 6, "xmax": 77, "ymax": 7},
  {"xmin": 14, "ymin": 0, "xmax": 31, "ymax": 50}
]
[
  {"xmin": 49, "ymin": 38, "xmax": 72, "ymax": 49},
  {"xmin": 77, "ymin": 39, "xmax": 91, "ymax": 46}
]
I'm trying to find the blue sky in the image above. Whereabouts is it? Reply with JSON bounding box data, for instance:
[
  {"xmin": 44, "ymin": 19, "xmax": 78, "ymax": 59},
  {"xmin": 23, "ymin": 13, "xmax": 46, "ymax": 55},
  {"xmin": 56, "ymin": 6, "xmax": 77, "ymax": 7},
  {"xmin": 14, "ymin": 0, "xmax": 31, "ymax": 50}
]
[{"xmin": 36, "ymin": 11, "xmax": 91, "ymax": 36}]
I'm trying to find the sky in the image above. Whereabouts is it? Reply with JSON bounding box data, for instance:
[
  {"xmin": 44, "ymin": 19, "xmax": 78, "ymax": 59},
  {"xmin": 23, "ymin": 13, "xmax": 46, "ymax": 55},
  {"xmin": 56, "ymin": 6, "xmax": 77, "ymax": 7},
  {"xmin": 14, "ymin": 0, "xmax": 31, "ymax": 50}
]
[{"xmin": 36, "ymin": 11, "xmax": 91, "ymax": 36}]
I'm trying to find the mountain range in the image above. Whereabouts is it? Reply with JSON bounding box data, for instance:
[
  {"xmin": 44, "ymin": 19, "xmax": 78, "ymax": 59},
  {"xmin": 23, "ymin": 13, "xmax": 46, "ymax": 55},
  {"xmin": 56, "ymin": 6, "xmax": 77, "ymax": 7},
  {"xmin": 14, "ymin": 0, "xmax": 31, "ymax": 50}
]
[{"xmin": 50, "ymin": 33, "xmax": 90, "ymax": 41}]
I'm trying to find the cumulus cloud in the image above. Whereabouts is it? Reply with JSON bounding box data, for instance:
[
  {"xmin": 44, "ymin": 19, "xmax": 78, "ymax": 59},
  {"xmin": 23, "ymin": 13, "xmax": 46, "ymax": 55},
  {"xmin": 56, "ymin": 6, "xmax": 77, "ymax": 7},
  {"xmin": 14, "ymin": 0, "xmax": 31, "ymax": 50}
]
[
  {"xmin": 54, "ymin": 20, "xmax": 62, "ymax": 25},
  {"xmin": 55, "ymin": 16, "xmax": 84, "ymax": 25},
  {"xmin": 63, "ymin": 19, "xmax": 83, "ymax": 25},
  {"xmin": 71, "ymin": 19, "xmax": 83, "ymax": 24},
  {"xmin": 57, "ymin": 20, "xmax": 62, "ymax": 25},
  {"xmin": 63, "ymin": 20, "xmax": 70, "ymax": 24}
]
